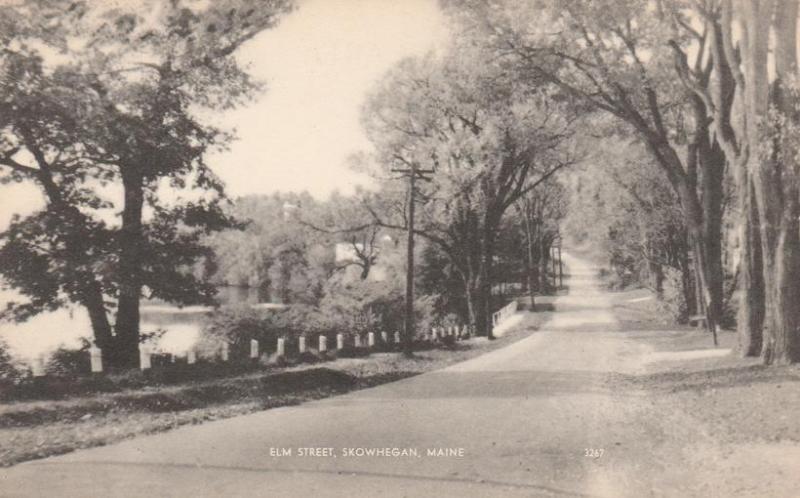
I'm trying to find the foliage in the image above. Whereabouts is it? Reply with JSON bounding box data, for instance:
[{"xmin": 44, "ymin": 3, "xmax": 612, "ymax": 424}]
[
  {"xmin": 565, "ymin": 137, "xmax": 691, "ymax": 297},
  {"xmin": 417, "ymin": 243, "xmax": 467, "ymax": 319},
  {"xmin": 207, "ymin": 193, "xmax": 339, "ymax": 305},
  {"xmin": 361, "ymin": 47, "xmax": 577, "ymax": 335},
  {"xmin": 198, "ymin": 305, "xmax": 280, "ymax": 360},
  {"xmin": 657, "ymin": 268, "xmax": 690, "ymax": 324},
  {"xmin": 507, "ymin": 177, "xmax": 568, "ymax": 297},
  {"xmin": 447, "ymin": 0, "xmax": 735, "ymax": 343},
  {"xmin": 0, "ymin": 0, "xmax": 293, "ymax": 366},
  {"xmin": 44, "ymin": 339, "xmax": 92, "ymax": 377},
  {"xmin": 0, "ymin": 339, "xmax": 23, "ymax": 384},
  {"xmin": 319, "ymin": 278, "xmax": 405, "ymax": 335},
  {"xmin": 299, "ymin": 190, "xmax": 387, "ymax": 281}
]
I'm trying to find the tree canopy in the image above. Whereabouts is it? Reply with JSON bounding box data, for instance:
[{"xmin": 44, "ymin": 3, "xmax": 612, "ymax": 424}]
[{"xmin": 0, "ymin": 0, "xmax": 293, "ymax": 367}]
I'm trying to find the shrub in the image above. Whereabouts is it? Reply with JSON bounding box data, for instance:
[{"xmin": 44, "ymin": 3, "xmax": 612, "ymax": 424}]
[
  {"xmin": 198, "ymin": 303, "xmax": 341, "ymax": 360},
  {"xmin": 198, "ymin": 304, "xmax": 279, "ymax": 360},
  {"xmin": 720, "ymin": 272, "xmax": 738, "ymax": 329},
  {"xmin": 319, "ymin": 279, "xmax": 404, "ymax": 335},
  {"xmin": 150, "ymin": 352, "xmax": 175, "ymax": 368},
  {"xmin": 413, "ymin": 294, "xmax": 440, "ymax": 338},
  {"xmin": 274, "ymin": 304, "xmax": 332, "ymax": 337},
  {"xmin": 45, "ymin": 339, "xmax": 92, "ymax": 376},
  {"xmin": 0, "ymin": 339, "xmax": 23, "ymax": 384},
  {"xmin": 198, "ymin": 278, "xmax": 445, "ymax": 360},
  {"xmin": 657, "ymin": 268, "xmax": 689, "ymax": 324}
]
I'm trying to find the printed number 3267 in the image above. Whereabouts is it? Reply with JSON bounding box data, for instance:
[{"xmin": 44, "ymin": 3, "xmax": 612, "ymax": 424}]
[{"xmin": 584, "ymin": 448, "xmax": 604, "ymax": 458}]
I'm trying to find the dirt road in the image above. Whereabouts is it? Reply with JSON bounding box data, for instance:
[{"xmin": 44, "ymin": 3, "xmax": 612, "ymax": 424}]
[{"xmin": 1, "ymin": 253, "xmax": 797, "ymax": 497}]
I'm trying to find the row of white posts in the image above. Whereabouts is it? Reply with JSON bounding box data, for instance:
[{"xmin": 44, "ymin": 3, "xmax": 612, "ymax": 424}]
[
  {"xmin": 261, "ymin": 326, "xmax": 468, "ymax": 358},
  {"xmin": 30, "ymin": 325, "xmax": 471, "ymax": 376},
  {"xmin": 29, "ymin": 344, "xmax": 201, "ymax": 377},
  {"xmin": 491, "ymin": 300, "xmax": 518, "ymax": 328}
]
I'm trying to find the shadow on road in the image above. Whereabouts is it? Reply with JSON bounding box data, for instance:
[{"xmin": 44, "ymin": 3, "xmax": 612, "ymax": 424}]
[{"xmin": 327, "ymin": 369, "xmax": 644, "ymax": 402}]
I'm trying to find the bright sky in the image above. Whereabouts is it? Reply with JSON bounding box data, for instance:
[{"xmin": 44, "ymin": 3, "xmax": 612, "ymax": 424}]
[
  {"xmin": 0, "ymin": 0, "xmax": 449, "ymax": 228},
  {"xmin": 207, "ymin": 0, "xmax": 449, "ymax": 199}
]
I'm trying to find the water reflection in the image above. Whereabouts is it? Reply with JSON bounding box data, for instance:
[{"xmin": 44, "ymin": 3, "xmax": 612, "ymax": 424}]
[
  {"xmin": 0, "ymin": 286, "xmax": 279, "ymax": 363},
  {"xmin": 215, "ymin": 285, "xmax": 275, "ymax": 306}
]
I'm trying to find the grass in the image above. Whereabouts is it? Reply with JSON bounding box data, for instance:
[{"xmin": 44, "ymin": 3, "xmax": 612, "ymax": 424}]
[
  {"xmin": 608, "ymin": 284, "xmax": 800, "ymax": 447},
  {"xmin": 0, "ymin": 309, "xmax": 548, "ymax": 467}
]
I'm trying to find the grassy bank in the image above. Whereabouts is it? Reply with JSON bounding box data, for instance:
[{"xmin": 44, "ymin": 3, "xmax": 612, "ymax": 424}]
[{"xmin": 0, "ymin": 308, "xmax": 549, "ymax": 467}]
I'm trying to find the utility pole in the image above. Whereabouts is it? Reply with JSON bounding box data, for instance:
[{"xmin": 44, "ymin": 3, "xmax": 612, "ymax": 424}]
[
  {"xmin": 557, "ymin": 244, "xmax": 563, "ymax": 288},
  {"xmin": 392, "ymin": 162, "xmax": 433, "ymax": 357}
]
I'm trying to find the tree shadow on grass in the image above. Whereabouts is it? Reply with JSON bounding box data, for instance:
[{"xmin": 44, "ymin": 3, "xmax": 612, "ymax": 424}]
[
  {"xmin": 625, "ymin": 364, "xmax": 800, "ymax": 393},
  {"xmin": 0, "ymin": 368, "xmax": 416, "ymax": 429}
]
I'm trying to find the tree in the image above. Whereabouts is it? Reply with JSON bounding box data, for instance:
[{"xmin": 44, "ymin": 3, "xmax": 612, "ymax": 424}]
[
  {"xmin": 566, "ymin": 136, "xmax": 696, "ymax": 318},
  {"xmin": 298, "ymin": 190, "xmax": 385, "ymax": 281},
  {"xmin": 208, "ymin": 192, "xmax": 334, "ymax": 304},
  {"xmin": 0, "ymin": 0, "xmax": 292, "ymax": 367},
  {"xmin": 658, "ymin": 0, "xmax": 762, "ymax": 354},
  {"xmin": 513, "ymin": 177, "xmax": 567, "ymax": 306},
  {"xmin": 362, "ymin": 51, "xmax": 577, "ymax": 337},
  {"xmin": 449, "ymin": 0, "xmax": 728, "ymax": 345},
  {"xmin": 724, "ymin": 0, "xmax": 800, "ymax": 363},
  {"xmin": 670, "ymin": 0, "xmax": 800, "ymax": 363}
]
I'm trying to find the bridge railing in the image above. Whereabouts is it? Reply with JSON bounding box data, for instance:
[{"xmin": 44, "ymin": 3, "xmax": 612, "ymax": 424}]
[{"xmin": 491, "ymin": 300, "xmax": 518, "ymax": 328}]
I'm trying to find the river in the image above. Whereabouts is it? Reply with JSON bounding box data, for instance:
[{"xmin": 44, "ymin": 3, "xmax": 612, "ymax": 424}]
[{"xmin": 0, "ymin": 287, "xmax": 284, "ymax": 362}]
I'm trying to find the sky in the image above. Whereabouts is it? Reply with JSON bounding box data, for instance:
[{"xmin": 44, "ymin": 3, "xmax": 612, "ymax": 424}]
[
  {"xmin": 206, "ymin": 0, "xmax": 449, "ymax": 199},
  {"xmin": 0, "ymin": 0, "xmax": 449, "ymax": 228}
]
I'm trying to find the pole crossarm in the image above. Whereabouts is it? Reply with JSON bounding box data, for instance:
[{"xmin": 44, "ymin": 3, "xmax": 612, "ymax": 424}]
[{"xmin": 391, "ymin": 168, "xmax": 435, "ymax": 181}]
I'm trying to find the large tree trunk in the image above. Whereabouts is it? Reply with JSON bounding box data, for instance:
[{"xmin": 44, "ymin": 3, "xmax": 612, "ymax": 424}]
[
  {"xmin": 677, "ymin": 179, "xmax": 719, "ymax": 344},
  {"xmin": 753, "ymin": 158, "xmax": 800, "ymax": 364},
  {"xmin": 751, "ymin": 108, "xmax": 800, "ymax": 364},
  {"xmin": 529, "ymin": 218, "xmax": 542, "ymax": 304},
  {"xmin": 704, "ymin": 0, "xmax": 767, "ymax": 357},
  {"xmin": 81, "ymin": 280, "xmax": 114, "ymax": 350},
  {"xmin": 529, "ymin": 250, "xmax": 540, "ymax": 302},
  {"xmin": 739, "ymin": 0, "xmax": 800, "ymax": 364},
  {"xmin": 27, "ymin": 147, "xmax": 116, "ymax": 354},
  {"xmin": 464, "ymin": 278, "xmax": 478, "ymax": 335},
  {"xmin": 679, "ymin": 93, "xmax": 725, "ymax": 342},
  {"xmin": 680, "ymin": 251, "xmax": 696, "ymax": 319},
  {"xmin": 766, "ymin": 200, "xmax": 800, "ymax": 364},
  {"xmin": 646, "ymin": 249, "xmax": 664, "ymax": 297},
  {"xmin": 526, "ymin": 257, "xmax": 537, "ymax": 309},
  {"xmin": 523, "ymin": 209, "xmax": 536, "ymax": 309},
  {"xmin": 738, "ymin": 177, "xmax": 765, "ymax": 356},
  {"xmin": 637, "ymin": 137, "xmax": 721, "ymax": 342},
  {"xmin": 477, "ymin": 222, "xmax": 496, "ymax": 339},
  {"xmin": 472, "ymin": 273, "xmax": 490, "ymax": 338},
  {"xmin": 700, "ymin": 140, "xmax": 726, "ymax": 328},
  {"xmin": 112, "ymin": 170, "xmax": 145, "ymax": 368},
  {"xmin": 60, "ymin": 206, "xmax": 115, "ymax": 351},
  {"xmin": 472, "ymin": 207, "xmax": 504, "ymax": 339},
  {"xmin": 539, "ymin": 239, "xmax": 550, "ymax": 293},
  {"xmin": 767, "ymin": 0, "xmax": 800, "ymax": 365}
]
